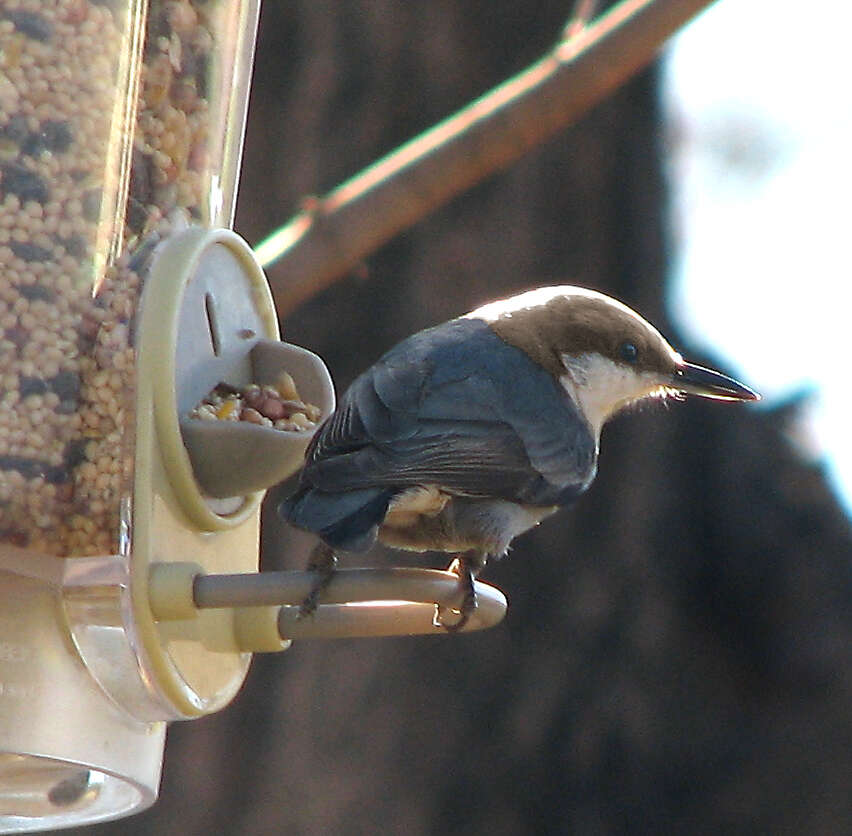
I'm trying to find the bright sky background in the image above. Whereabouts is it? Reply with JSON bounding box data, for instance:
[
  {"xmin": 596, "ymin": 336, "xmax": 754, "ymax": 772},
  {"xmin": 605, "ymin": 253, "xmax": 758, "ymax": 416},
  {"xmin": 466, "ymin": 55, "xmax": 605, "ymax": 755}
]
[{"xmin": 663, "ymin": 0, "xmax": 852, "ymax": 513}]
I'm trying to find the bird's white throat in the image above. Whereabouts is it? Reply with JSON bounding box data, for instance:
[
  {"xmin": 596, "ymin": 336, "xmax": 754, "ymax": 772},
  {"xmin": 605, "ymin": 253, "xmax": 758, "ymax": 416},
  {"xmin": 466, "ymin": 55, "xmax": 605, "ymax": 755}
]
[{"xmin": 560, "ymin": 352, "xmax": 672, "ymax": 439}]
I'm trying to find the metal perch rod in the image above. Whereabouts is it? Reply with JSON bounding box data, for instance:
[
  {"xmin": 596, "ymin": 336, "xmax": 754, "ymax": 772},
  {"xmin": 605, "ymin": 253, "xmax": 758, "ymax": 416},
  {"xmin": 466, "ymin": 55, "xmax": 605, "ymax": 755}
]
[{"xmin": 191, "ymin": 568, "xmax": 508, "ymax": 638}]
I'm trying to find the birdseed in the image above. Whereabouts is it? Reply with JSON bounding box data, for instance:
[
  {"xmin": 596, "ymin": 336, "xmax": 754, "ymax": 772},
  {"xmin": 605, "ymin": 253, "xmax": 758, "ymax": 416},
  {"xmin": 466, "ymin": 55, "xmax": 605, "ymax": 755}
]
[
  {"xmin": 0, "ymin": 0, "xmax": 242, "ymax": 556},
  {"xmin": 188, "ymin": 380, "xmax": 322, "ymax": 433}
]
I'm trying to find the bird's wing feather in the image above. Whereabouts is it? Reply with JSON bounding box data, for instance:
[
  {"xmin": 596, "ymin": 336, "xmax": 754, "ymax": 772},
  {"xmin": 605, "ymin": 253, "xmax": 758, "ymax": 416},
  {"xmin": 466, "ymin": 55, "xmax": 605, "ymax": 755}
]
[{"xmin": 301, "ymin": 319, "xmax": 596, "ymax": 505}]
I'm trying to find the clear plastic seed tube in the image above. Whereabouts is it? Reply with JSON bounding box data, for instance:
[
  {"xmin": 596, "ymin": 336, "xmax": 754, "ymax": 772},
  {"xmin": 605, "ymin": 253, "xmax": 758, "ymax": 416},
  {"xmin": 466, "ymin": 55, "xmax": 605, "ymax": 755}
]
[{"xmin": 0, "ymin": 0, "xmax": 258, "ymax": 556}]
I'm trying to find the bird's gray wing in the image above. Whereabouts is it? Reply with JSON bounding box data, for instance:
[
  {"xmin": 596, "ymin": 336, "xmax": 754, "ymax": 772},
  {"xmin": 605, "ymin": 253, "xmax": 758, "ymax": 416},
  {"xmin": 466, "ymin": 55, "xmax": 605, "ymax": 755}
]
[{"xmin": 301, "ymin": 319, "xmax": 596, "ymax": 506}]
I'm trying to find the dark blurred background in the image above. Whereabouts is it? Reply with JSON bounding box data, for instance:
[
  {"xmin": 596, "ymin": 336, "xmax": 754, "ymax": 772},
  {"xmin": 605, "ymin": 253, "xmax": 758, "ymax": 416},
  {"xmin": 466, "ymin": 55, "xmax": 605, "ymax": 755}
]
[{"xmin": 80, "ymin": 2, "xmax": 852, "ymax": 834}]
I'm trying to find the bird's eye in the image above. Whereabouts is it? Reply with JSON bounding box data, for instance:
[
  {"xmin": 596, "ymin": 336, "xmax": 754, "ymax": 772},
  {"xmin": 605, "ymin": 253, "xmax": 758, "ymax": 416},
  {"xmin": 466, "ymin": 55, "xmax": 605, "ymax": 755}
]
[{"xmin": 619, "ymin": 341, "xmax": 639, "ymax": 363}]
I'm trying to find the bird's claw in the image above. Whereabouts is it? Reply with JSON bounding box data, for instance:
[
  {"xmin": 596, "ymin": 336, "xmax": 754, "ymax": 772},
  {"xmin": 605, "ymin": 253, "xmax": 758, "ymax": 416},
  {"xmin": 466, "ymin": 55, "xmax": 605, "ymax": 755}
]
[
  {"xmin": 297, "ymin": 544, "xmax": 337, "ymax": 620},
  {"xmin": 433, "ymin": 598, "xmax": 477, "ymax": 632},
  {"xmin": 297, "ymin": 587, "xmax": 322, "ymax": 620},
  {"xmin": 434, "ymin": 556, "xmax": 478, "ymax": 632}
]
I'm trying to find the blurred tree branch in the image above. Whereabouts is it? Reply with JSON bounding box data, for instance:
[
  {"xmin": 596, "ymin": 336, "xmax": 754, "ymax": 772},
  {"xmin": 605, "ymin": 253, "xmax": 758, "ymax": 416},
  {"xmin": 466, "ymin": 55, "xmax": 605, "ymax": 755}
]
[
  {"xmin": 256, "ymin": 0, "xmax": 716, "ymax": 317},
  {"xmin": 565, "ymin": 0, "xmax": 602, "ymax": 38}
]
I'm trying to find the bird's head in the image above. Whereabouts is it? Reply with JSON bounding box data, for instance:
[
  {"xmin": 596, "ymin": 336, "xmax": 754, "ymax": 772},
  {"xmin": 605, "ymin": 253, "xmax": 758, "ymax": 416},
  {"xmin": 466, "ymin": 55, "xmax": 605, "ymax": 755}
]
[{"xmin": 468, "ymin": 286, "xmax": 759, "ymax": 438}]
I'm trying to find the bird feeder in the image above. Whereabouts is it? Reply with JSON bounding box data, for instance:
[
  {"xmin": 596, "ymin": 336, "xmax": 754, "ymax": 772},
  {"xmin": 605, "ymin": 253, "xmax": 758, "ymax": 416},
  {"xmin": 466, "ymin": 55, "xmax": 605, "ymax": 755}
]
[{"xmin": 0, "ymin": 1, "xmax": 505, "ymax": 831}]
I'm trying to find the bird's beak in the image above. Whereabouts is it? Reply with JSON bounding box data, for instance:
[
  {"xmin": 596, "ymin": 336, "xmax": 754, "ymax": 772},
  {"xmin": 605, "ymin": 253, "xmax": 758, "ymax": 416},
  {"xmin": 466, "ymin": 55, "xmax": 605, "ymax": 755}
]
[{"xmin": 672, "ymin": 362, "xmax": 760, "ymax": 402}]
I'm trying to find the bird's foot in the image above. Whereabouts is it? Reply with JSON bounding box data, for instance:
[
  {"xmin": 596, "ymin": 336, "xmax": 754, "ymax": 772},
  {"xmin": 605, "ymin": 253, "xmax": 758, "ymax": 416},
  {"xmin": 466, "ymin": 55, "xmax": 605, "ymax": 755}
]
[
  {"xmin": 433, "ymin": 556, "xmax": 478, "ymax": 633},
  {"xmin": 298, "ymin": 543, "xmax": 338, "ymax": 619}
]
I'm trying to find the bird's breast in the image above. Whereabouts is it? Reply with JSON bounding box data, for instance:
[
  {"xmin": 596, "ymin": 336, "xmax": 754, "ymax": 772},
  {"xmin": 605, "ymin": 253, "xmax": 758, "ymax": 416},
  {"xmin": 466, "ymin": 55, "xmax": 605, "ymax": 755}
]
[{"xmin": 378, "ymin": 488, "xmax": 558, "ymax": 557}]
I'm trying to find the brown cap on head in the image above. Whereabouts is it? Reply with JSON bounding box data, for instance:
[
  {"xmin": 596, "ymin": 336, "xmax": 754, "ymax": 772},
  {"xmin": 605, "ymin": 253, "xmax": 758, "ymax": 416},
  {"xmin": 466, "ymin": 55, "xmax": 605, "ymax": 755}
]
[{"xmin": 467, "ymin": 286, "xmax": 681, "ymax": 380}]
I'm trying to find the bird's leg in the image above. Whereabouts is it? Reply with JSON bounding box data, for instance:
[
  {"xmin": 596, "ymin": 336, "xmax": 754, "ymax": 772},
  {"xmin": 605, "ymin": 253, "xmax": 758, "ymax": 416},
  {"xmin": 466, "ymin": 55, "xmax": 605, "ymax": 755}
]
[
  {"xmin": 298, "ymin": 542, "xmax": 338, "ymax": 619},
  {"xmin": 434, "ymin": 552, "xmax": 486, "ymax": 633}
]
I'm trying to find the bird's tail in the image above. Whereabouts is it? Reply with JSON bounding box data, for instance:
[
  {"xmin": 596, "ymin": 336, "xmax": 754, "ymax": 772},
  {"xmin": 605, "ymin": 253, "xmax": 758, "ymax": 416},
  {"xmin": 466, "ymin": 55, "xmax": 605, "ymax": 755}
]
[{"xmin": 279, "ymin": 486, "xmax": 395, "ymax": 553}]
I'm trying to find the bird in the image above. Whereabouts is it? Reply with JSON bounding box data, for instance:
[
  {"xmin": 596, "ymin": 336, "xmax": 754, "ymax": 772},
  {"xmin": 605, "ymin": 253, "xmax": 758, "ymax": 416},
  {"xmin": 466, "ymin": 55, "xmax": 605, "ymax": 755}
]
[{"xmin": 281, "ymin": 286, "xmax": 759, "ymax": 629}]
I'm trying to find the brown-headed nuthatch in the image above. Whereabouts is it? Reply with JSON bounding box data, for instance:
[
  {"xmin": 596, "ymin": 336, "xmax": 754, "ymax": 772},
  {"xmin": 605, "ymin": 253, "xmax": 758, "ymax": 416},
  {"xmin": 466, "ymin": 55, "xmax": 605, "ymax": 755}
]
[{"xmin": 282, "ymin": 286, "xmax": 759, "ymax": 629}]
